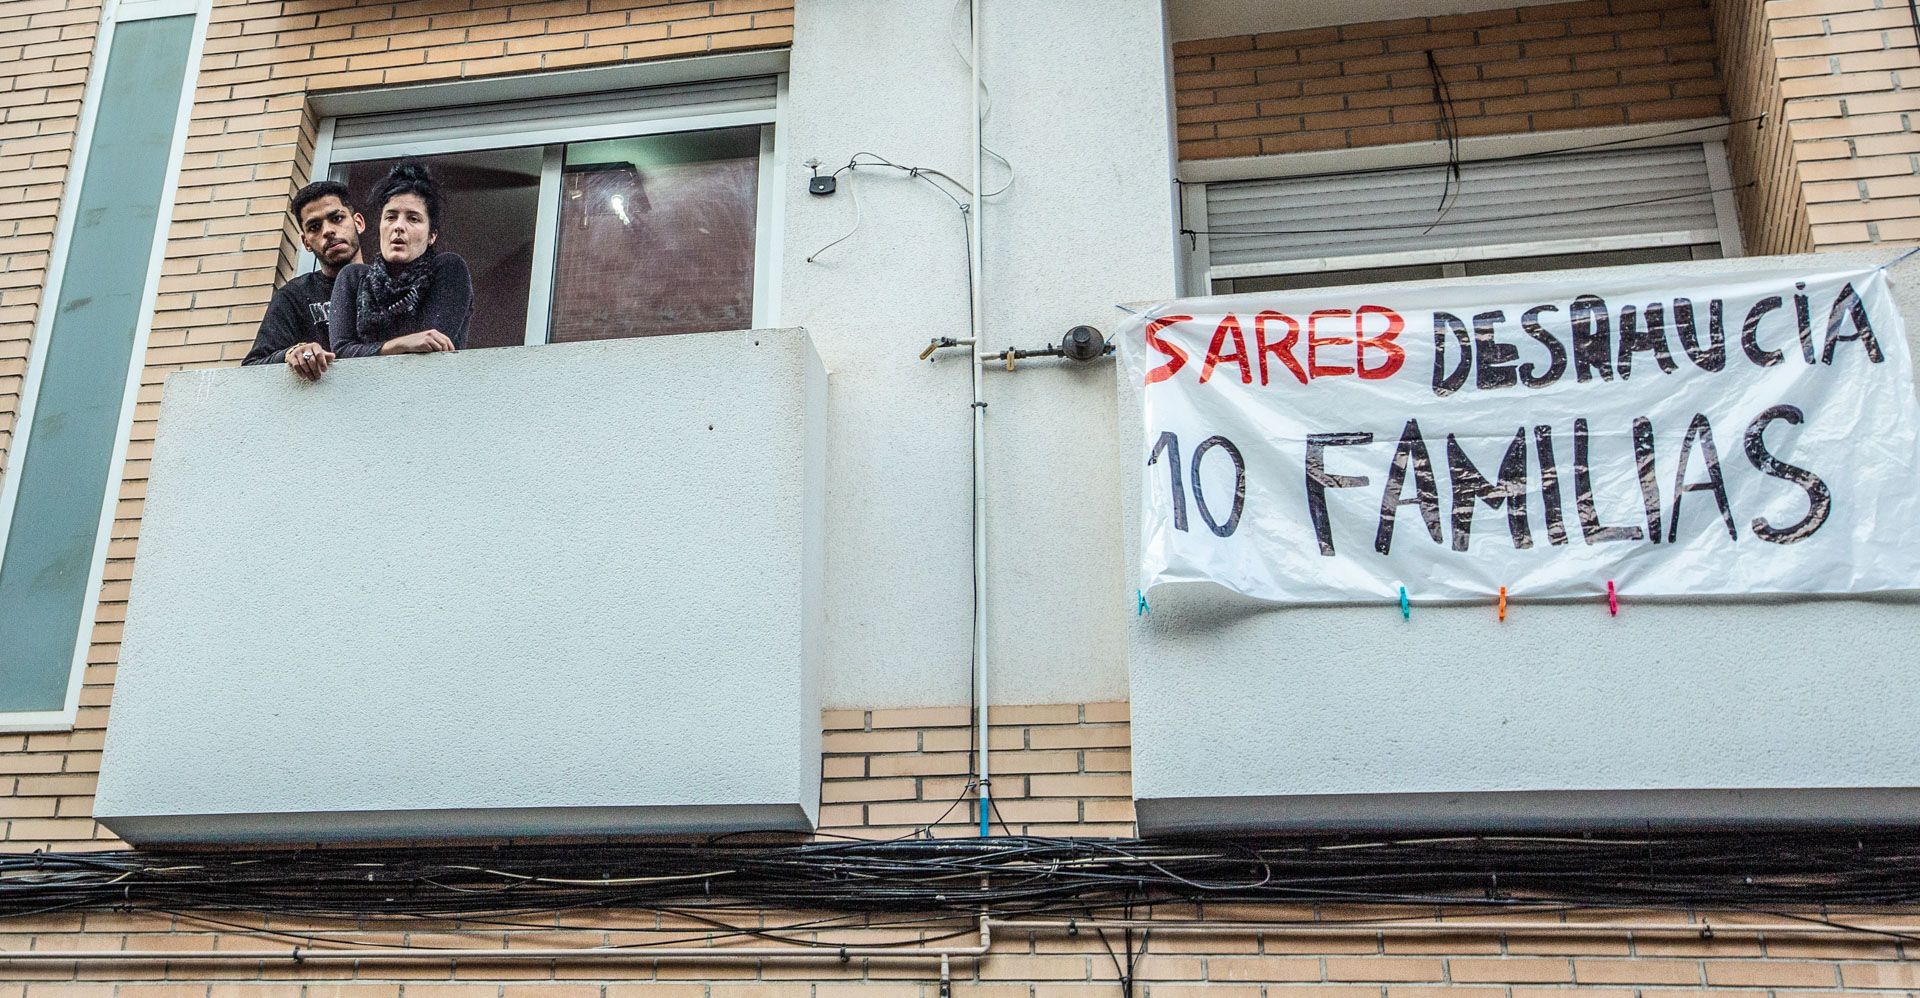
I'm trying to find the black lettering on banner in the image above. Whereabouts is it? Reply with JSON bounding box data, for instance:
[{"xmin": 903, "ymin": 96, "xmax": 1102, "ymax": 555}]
[
  {"xmin": 1375, "ymin": 419, "xmax": 1442, "ymax": 555},
  {"xmin": 1570, "ymin": 295, "xmax": 1613, "ymax": 382},
  {"xmin": 1534, "ymin": 425, "xmax": 1569, "ymax": 546},
  {"xmin": 1574, "ymin": 417, "xmax": 1644, "ymax": 544},
  {"xmin": 1744, "ymin": 405, "xmax": 1833, "ymax": 544},
  {"xmin": 1148, "ymin": 430, "xmax": 1187, "ymax": 533},
  {"xmin": 1445, "ymin": 429, "xmax": 1532, "ymax": 552},
  {"xmin": 1306, "ymin": 432, "xmax": 1373, "ymax": 556},
  {"xmin": 1632, "ymin": 415, "xmax": 1664, "ymax": 543},
  {"xmin": 1473, "ymin": 310, "xmax": 1518, "ymax": 390},
  {"xmin": 1667, "ymin": 412, "xmax": 1737, "ymax": 542},
  {"xmin": 1822, "ymin": 281, "xmax": 1885, "ymax": 364},
  {"xmin": 1191, "ymin": 435, "xmax": 1247, "ymax": 538},
  {"xmin": 1793, "ymin": 282, "xmax": 1818, "ymax": 364},
  {"xmin": 1519, "ymin": 305, "xmax": 1568, "ymax": 388},
  {"xmin": 1616, "ymin": 303, "xmax": 1678, "ymax": 379},
  {"xmin": 1674, "ymin": 297, "xmax": 1727, "ymax": 372},
  {"xmin": 1432, "ymin": 312, "xmax": 1471, "ymax": 396},
  {"xmin": 1742, "ymin": 295, "xmax": 1785, "ymax": 366}
]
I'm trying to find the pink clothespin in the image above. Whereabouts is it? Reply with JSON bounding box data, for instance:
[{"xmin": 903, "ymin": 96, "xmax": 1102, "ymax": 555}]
[{"xmin": 1607, "ymin": 580, "xmax": 1618, "ymax": 617}]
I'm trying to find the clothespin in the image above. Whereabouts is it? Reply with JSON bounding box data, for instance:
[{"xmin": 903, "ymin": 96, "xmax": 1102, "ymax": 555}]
[
  {"xmin": 1397, "ymin": 584, "xmax": 1409, "ymax": 621},
  {"xmin": 1497, "ymin": 586, "xmax": 1507, "ymax": 622},
  {"xmin": 1607, "ymin": 579, "xmax": 1618, "ymax": 617},
  {"xmin": 1136, "ymin": 590, "xmax": 1149, "ymax": 617}
]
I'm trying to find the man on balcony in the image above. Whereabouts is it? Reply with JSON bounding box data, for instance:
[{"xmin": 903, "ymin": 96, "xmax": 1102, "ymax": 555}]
[{"xmin": 241, "ymin": 180, "xmax": 366, "ymax": 381}]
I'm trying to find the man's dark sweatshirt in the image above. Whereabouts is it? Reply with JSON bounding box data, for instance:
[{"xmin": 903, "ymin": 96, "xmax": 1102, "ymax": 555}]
[{"xmin": 241, "ymin": 270, "xmax": 336, "ymax": 366}]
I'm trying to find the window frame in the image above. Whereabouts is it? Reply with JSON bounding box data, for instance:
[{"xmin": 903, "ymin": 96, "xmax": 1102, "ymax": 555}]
[
  {"xmin": 1175, "ymin": 118, "xmax": 1744, "ymax": 297},
  {"xmin": 308, "ymin": 67, "xmax": 789, "ymax": 347},
  {"xmin": 0, "ymin": 0, "xmax": 213, "ymax": 732}
]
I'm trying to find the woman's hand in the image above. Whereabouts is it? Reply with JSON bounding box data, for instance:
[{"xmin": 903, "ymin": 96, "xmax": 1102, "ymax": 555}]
[{"xmin": 377, "ymin": 329, "xmax": 458, "ymax": 355}]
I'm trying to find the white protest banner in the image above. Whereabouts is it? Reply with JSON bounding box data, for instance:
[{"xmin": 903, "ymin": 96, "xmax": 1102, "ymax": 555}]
[{"xmin": 1120, "ymin": 266, "xmax": 1920, "ymax": 603}]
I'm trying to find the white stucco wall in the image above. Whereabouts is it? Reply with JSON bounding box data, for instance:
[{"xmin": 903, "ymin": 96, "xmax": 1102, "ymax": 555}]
[
  {"xmin": 783, "ymin": 0, "xmax": 1181, "ymax": 708},
  {"xmin": 95, "ymin": 330, "xmax": 825, "ymax": 844},
  {"xmin": 1126, "ymin": 252, "xmax": 1920, "ymax": 833}
]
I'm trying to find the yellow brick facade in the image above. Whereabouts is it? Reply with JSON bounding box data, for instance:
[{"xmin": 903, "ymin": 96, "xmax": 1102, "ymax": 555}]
[
  {"xmin": 1172, "ymin": 0, "xmax": 1726, "ymax": 160},
  {"xmin": 0, "ymin": 0, "xmax": 792, "ymax": 852},
  {"xmin": 0, "ymin": 0, "xmax": 105, "ymax": 839},
  {"xmin": 4, "ymin": 0, "xmax": 1920, "ymax": 990},
  {"xmin": 1760, "ymin": 0, "xmax": 1920, "ymax": 249},
  {"xmin": 0, "ymin": 0, "xmax": 100, "ymax": 487},
  {"xmin": 1174, "ymin": 0, "xmax": 1920, "ymax": 254},
  {"xmin": 1710, "ymin": 0, "xmax": 1815, "ymax": 254}
]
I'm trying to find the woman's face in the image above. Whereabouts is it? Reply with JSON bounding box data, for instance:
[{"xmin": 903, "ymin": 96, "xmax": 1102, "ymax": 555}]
[{"xmin": 378, "ymin": 192, "xmax": 436, "ymax": 266}]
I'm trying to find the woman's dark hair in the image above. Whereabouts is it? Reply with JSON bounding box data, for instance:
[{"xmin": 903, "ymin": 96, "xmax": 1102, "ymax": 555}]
[{"xmin": 370, "ymin": 159, "xmax": 445, "ymax": 235}]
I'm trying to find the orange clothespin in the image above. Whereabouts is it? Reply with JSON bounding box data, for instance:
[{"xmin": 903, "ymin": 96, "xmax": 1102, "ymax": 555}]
[{"xmin": 1497, "ymin": 586, "xmax": 1507, "ymax": 622}]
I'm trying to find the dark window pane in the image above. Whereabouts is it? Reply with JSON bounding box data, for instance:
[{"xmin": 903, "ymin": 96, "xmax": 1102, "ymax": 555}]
[
  {"xmin": 335, "ymin": 147, "xmax": 541, "ymax": 350},
  {"xmin": 550, "ymin": 126, "xmax": 760, "ymax": 342}
]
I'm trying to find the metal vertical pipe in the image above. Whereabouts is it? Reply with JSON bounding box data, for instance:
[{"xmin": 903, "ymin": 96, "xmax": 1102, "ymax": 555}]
[{"xmin": 968, "ymin": 0, "xmax": 991, "ymax": 838}]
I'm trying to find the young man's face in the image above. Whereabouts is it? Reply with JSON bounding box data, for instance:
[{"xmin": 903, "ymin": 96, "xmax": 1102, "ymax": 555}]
[{"xmin": 298, "ymin": 195, "xmax": 365, "ymax": 273}]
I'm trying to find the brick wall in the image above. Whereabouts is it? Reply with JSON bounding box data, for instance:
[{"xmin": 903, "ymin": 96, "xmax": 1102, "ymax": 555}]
[
  {"xmin": 820, "ymin": 703, "xmax": 1133, "ymax": 839},
  {"xmin": 0, "ymin": 0, "xmax": 98, "ymax": 485},
  {"xmin": 0, "ymin": 0, "xmax": 111, "ymax": 851},
  {"xmin": 1172, "ymin": 0, "xmax": 1725, "ymax": 161},
  {"xmin": 1762, "ymin": 0, "xmax": 1920, "ymax": 249},
  {"xmin": 1711, "ymin": 0, "xmax": 1816, "ymax": 255},
  {"xmin": 0, "ymin": 0, "xmax": 792, "ymax": 850}
]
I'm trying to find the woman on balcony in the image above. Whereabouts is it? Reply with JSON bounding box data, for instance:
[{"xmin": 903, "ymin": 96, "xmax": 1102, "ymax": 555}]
[{"xmin": 328, "ymin": 160, "xmax": 473, "ymax": 358}]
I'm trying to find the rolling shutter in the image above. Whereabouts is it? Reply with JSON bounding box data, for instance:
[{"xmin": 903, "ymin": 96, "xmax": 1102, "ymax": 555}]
[
  {"xmin": 329, "ymin": 77, "xmax": 779, "ymax": 160},
  {"xmin": 1201, "ymin": 144, "xmax": 1723, "ymax": 279}
]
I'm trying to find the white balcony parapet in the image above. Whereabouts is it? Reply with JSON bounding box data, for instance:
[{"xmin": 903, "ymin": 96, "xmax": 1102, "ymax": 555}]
[
  {"xmin": 1123, "ymin": 251, "xmax": 1920, "ymax": 834},
  {"xmin": 96, "ymin": 328, "xmax": 825, "ymax": 844}
]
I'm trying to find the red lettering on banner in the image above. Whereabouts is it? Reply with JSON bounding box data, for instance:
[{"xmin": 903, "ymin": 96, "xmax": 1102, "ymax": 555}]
[
  {"xmin": 1255, "ymin": 311, "xmax": 1307, "ymax": 386},
  {"xmin": 1200, "ymin": 315, "xmax": 1253, "ymax": 384},
  {"xmin": 1355, "ymin": 304, "xmax": 1406, "ymax": 380},
  {"xmin": 1308, "ymin": 309, "xmax": 1354, "ymax": 378},
  {"xmin": 1143, "ymin": 315, "xmax": 1192, "ymax": 385}
]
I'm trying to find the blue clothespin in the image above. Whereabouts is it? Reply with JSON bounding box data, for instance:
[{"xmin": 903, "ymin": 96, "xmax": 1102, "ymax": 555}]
[
  {"xmin": 1398, "ymin": 584, "xmax": 1409, "ymax": 621},
  {"xmin": 1136, "ymin": 589, "xmax": 1149, "ymax": 616}
]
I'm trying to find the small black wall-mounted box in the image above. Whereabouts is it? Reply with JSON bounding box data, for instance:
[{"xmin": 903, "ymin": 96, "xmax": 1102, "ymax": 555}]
[{"xmin": 809, "ymin": 175, "xmax": 837, "ymax": 196}]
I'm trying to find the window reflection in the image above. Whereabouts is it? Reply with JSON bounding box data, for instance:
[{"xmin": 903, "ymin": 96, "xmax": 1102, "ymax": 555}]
[{"xmin": 550, "ymin": 127, "xmax": 760, "ymax": 342}]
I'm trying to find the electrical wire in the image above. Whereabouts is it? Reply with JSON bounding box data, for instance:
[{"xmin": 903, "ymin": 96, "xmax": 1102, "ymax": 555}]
[
  {"xmin": 11, "ymin": 834, "xmax": 1920, "ymax": 924},
  {"xmin": 798, "ymin": 149, "xmax": 984, "ymax": 841},
  {"xmin": 948, "ymin": 0, "xmax": 1015, "ymax": 198},
  {"xmin": 804, "ymin": 164, "xmax": 861, "ymax": 263},
  {"xmin": 1421, "ymin": 50, "xmax": 1464, "ymax": 236},
  {"xmin": 804, "ymin": 153, "xmax": 976, "ymax": 263}
]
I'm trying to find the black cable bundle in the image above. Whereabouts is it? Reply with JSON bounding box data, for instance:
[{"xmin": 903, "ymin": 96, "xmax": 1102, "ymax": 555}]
[{"xmin": 8, "ymin": 833, "xmax": 1920, "ymax": 927}]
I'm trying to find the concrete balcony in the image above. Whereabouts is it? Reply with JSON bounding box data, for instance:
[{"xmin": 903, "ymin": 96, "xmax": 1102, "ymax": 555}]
[
  {"xmin": 1125, "ymin": 251, "xmax": 1920, "ymax": 835},
  {"xmin": 95, "ymin": 329, "xmax": 825, "ymax": 844}
]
